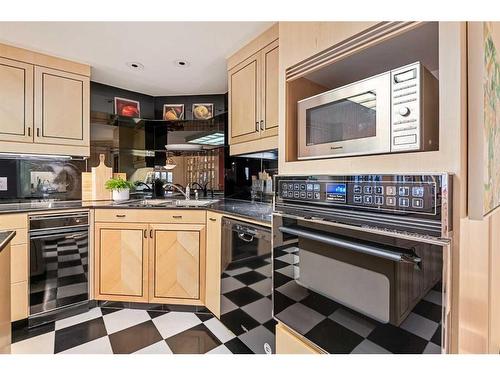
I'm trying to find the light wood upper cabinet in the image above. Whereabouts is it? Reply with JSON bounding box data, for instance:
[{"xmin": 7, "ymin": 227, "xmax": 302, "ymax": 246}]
[
  {"xmin": 95, "ymin": 222, "xmax": 149, "ymax": 302},
  {"xmin": 34, "ymin": 66, "xmax": 90, "ymax": 147},
  {"xmin": 0, "ymin": 42, "xmax": 90, "ymax": 156},
  {"xmin": 150, "ymin": 224, "xmax": 205, "ymax": 301},
  {"xmin": 229, "ymin": 53, "xmax": 261, "ymax": 144},
  {"xmin": 227, "ymin": 24, "xmax": 279, "ymax": 154},
  {"xmin": 0, "ymin": 57, "xmax": 33, "ymax": 143},
  {"xmin": 261, "ymin": 40, "xmax": 279, "ymax": 138}
]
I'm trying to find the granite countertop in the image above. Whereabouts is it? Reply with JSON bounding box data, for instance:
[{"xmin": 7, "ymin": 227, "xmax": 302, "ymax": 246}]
[
  {"xmin": 0, "ymin": 231, "xmax": 16, "ymax": 253},
  {"xmin": 0, "ymin": 198, "xmax": 272, "ymax": 224}
]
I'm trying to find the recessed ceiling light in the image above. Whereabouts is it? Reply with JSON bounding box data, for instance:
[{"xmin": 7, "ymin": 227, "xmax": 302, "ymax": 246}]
[
  {"xmin": 174, "ymin": 60, "xmax": 190, "ymax": 68},
  {"xmin": 126, "ymin": 62, "xmax": 144, "ymax": 70}
]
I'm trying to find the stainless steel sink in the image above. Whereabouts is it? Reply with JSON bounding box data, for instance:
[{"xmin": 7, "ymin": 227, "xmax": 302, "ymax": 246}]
[
  {"xmin": 173, "ymin": 199, "xmax": 218, "ymax": 207},
  {"xmin": 116, "ymin": 199, "xmax": 217, "ymax": 207}
]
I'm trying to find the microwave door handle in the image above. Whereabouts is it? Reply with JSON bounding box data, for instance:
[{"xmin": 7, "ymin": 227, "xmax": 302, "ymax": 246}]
[{"xmin": 278, "ymin": 226, "xmax": 421, "ymax": 266}]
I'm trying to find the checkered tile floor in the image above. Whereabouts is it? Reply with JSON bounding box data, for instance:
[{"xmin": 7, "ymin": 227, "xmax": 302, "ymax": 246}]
[
  {"xmin": 273, "ymin": 246, "xmax": 443, "ymax": 354},
  {"xmin": 220, "ymin": 255, "xmax": 275, "ymax": 354},
  {"xmin": 30, "ymin": 234, "xmax": 89, "ymax": 315},
  {"xmin": 11, "ymin": 306, "xmax": 261, "ymax": 354}
]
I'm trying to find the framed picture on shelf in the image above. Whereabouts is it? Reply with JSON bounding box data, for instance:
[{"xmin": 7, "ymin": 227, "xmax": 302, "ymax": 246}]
[
  {"xmin": 163, "ymin": 104, "xmax": 185, "ymax": 120},
  {"xmin": 114, "ymin": 97, "xmax": 141, "ymax": 117},
  {"xmin": 192, "ymin": 103, "xmax": 214, "ymax": 120}
]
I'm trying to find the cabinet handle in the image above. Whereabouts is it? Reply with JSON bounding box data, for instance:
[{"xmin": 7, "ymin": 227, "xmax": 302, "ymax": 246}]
[
  {"xmin": 172, "ymin": 215, "xmax": 183, "ymax": 219},
  {"xmin": 144, "ymin": 229, "xmax": 147, "ymax": 238},
  {"xmin": 150, "ymin": 229, "xmax": 153, "ymax": 238},
  {"xmin": 260, "ymin": 120, "xmax": 265, "ymax": 131},
  {"xmin": 255, "ymin": 121, "xmax": 259, "ymax": 132},
  {"xmin": 209, "ymin": 218, "xmax": 217, "ymax": 222},
  {"xmin": 116, "ymin": 214, "xmax": 126, "ymax": 218},
  {"xmin": 27, "ymin": 127, "xmax": 31, "ymax": 137},
  {"xmin": 36, "ymin": 128, "xmax": 40, "ymax": 137}
]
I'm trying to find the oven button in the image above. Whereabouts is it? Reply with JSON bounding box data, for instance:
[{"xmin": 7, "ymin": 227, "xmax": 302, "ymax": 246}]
[
  {"xmin": 306, "ymin": 184, "xmax": 313, "ymax": 191},
  {"xmin": 300, "ymin": 184, "xmax": 306, "ymax": 191},
  {"xmin": 374, "ymin": 196, "xmax": 384, "ymax": 205},
  {"xmin": 412, "ymin": 198, "xmax": 424, "ymax": 208},
  {"xmin": 353, "ymin": 185, "xmax": 362, "ymax": 194},
  {"xmin": 364, "ymin": 195, "xmax": 373, "ymax": 204},
  {"xmin": 314, "ymin": 184, "xmax": 321, "ymax": 191},
  {"xmin": 386, "ymin": 186, "xmax": 397, "ymax": 196},
  {"xmin": 294, "ymin": 184, "xmax": 300, "ymax": 190},
  {"xmin": 307, "ymin": 192, "xmax": 313, "ymax": 199},
  {"xmin": 412, "ymin": 186, "xmax": 425, "ymax": 197},
  {"xmin": 398, "ymin": 186, "xmax": 410, "ymax": 196},
  {"xmin": 314, "ymin": 192, "xmax": 320, "ymax": 199},
  {"xmin": 386, "ymin": 196, "xmax": 396, "ymax": 206},
  {"xmin": 363, "ymin": 186, "xmax": 373, "ymax": 194},
  {"xmin": 353, "ymin": 195, "xmax": 362, "ymax": 204},
  {"xmin": 294, "ymin": 191, "xmax": 299, "ymax": 198},
  {"xmin": 374, "ymin": 186, "xmax": 384, "ymax": 195},
  {"xmin": 300, "ymin": 192, "xmax": 306, "ymax": 198},
  {"xmin": 399, "ymin": 197, "xmax": 410, "ymax": 207}
]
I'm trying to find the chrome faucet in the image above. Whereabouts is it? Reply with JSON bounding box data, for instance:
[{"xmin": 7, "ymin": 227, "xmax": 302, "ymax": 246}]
[{"xmin": 163, "ymin": 183, "xmax": 190, "ymax": 200}]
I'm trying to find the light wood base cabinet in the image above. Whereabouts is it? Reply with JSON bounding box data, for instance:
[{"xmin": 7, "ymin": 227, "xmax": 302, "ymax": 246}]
[
  {"xmin": 275, "ymin": 323, "xmax": 323, "ymax": 354},
  {"xmin": 204, "ymin": 212, "xmax": 222, "ymax": 318},
  {"xmin": 0, "ymin": 214, "xmax": 29, "ymax": 322},
  {"xmin": 94, "ymin": 214, "xmax": 206, "ymax": 306}
]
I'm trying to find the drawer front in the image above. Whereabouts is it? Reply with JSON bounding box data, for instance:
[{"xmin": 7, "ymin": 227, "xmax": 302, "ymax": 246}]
[
  {"xmin": 11, "ymin": 244, "xmax": 28, "ymax": 284},
  {"xmin": 11, "ymin": 281, "xmax": 28, "ymax": 322},
  {"xmin": 0, "ymin": 214, "xmax": 27, "ymax": 230},
  {"xmin": 94, "ymin": 209, "xmax": 206, "ymax": 224}
]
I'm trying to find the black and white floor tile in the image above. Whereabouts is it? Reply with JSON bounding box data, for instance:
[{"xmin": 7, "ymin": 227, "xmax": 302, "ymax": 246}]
[
  {"xmin": 11, "ymin": 307, "xmax": 254, "ymax": 354},
  {"xmin": 220, "ymin": 254, "xmax": 276, "ymax": 354}
]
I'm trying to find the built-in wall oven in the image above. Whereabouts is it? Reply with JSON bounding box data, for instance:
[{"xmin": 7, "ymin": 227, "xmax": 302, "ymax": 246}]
[
  {"xmin": 273, "ymin": 174, "xmax": 452, "ymax": 354},
  {"xmin": 29, "ymin": 212, "xmax": 89, "ymax": 327},
  {"xmin": 297, "ymin": 62, "xmax": 439, "ymax": 160}
]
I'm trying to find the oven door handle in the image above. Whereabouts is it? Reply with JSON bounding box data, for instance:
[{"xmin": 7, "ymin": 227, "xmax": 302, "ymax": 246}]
[{"xmin": 278, "ymin": 226, "xmax": 421, "ymax": 266}]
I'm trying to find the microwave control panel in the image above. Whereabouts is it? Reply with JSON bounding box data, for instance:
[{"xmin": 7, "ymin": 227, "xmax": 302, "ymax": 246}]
[
  {"xmin": 390, "ymin": 62, "xmax": 422, "ymax": 151},
  {"xmin": 277, "ymin": 176, "xmax": 440, "ymax": 216}
]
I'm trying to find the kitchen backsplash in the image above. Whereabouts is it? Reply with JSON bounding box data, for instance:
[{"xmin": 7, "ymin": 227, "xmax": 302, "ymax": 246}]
[
  {"xmin": 0, "ymin": 158, "xmax": 86, "ymax": 201},
  {"xmin": 224, "ymin": 150, "xmax": 278, "ymax": 202}
]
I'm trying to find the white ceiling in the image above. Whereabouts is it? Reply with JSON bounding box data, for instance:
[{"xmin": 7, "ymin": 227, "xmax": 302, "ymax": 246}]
[{"xmin": 0, "ymin": 22, "xmax": 273, "ymax": 96}]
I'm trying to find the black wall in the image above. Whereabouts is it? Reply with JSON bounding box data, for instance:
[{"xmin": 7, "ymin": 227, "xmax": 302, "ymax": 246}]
[
  {"xmin": 154, "ymin": 94, "xmax": 227, "ymax": 120},
  {"xmin": 91, "ymin": 82, "xmax": 155, "ymax": 118}
]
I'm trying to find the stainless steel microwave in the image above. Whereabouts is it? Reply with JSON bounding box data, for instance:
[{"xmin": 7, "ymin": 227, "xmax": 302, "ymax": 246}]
[{"xmin": 297, "ymin": 62, "xmax": 439, "ymax": 160}]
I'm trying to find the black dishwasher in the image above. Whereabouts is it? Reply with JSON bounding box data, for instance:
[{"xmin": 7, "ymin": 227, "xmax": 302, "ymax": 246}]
[
  {"xmin": 220, "ymin": 218, "xmax": 274, "ymax": 354},
  {"xmin": 29, "ymin": 212, "xmax": 90, "ymax": 327}
]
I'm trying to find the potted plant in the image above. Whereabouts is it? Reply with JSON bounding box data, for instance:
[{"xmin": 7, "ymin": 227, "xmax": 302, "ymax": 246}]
[{"xmin": 105, "ymin": 177, "xmax": 135, "ymax": 201}]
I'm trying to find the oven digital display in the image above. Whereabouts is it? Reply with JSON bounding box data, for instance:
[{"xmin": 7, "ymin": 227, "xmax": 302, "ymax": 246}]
[{"xmin": 326, "ymin": 183, "xmax": 347, "ymax": 203}]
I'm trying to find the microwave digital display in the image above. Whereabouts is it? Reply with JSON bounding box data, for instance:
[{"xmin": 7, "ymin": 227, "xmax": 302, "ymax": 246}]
[{"xmin": 326, "ymin": 183, "xmax": 347, "ymax": 203}]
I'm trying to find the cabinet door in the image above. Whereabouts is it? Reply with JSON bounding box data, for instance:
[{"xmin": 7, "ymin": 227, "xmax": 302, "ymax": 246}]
[
  {"xmin": 95, "ymin": 222, "xmax": 148, "ymax": 302},
  {"xmin": 0, "ymin": 58, "xmax": 33, "ymax": 143},
  {"xmin": 260, "ymin": 40, "xmax": 279, "ymax": 139},
  {"xmin": 205, "ymin": 213, "xmax": 222, "ymax": 317},
  {"xmin": 228, "ymin": 52, "xmax": 261, "ymax": 144},
  {"xmin": 34, "ymin": 66, "xmax": 89, "ymax": 147},
  {"xmin": 150, "ymin": 224, "xmax": 205, "ymax": 302}
]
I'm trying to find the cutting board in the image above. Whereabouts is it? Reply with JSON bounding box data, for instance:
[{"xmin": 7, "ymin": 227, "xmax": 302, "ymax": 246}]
[
  {"xmin": 82, "ymin": 172, "xmax": 127, "ymax": 201},
  {"xmin": 92, "ymin": 154, "xmax": 113, "ymax": 201}
]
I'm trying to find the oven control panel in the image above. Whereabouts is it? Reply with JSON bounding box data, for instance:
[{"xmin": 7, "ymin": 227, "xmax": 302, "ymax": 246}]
[{"xmin": 277, "ymin": 176, "xmax": 439, "ymax": 215}]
